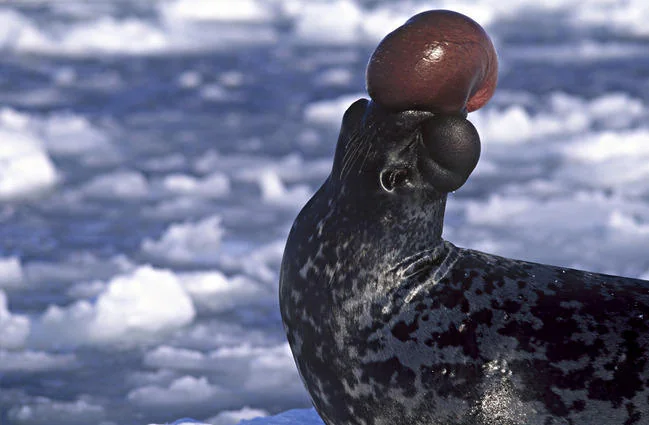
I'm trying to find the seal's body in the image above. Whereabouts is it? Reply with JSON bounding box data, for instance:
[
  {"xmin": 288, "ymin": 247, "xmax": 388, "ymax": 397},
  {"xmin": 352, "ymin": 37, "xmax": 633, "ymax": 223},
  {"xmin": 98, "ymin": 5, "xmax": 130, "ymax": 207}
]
[
  {"xmin": 282, "ymin": 238, "xmax": 649, "ymax": 425},
  {"xmin": 279, "ymin": 99, "xmax": 649, "ymax": 425}
]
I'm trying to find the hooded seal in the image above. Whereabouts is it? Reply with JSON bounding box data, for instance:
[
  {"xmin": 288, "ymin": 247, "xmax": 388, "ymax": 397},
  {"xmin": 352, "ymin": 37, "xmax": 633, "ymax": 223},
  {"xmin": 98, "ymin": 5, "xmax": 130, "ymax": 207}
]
[{"xmin": 279, "ymin": 9, "xmax": 649, "ymax": 425}]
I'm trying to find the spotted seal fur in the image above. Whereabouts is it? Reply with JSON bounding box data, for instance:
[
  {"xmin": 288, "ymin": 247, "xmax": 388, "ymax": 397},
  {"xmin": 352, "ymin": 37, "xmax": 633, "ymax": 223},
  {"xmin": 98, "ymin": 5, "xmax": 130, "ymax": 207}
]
[{"xmin": 279, "ymin": 9, "xmax": 649, "ymax": 425}]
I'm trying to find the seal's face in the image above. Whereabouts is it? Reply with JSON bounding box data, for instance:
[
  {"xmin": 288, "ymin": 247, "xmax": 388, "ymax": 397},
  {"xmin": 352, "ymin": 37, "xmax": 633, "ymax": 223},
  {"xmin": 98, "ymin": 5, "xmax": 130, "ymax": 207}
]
[{"xmin": 332, "ymin": 99, "xmax": 481, "ymax": 200}]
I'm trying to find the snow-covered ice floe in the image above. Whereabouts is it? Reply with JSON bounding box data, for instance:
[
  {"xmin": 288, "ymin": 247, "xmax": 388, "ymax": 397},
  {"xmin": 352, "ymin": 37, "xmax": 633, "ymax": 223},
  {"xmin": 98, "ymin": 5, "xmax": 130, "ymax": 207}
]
[
  {"xmin": 155, "ymin": 408, "xmax": 321, "ymax": 425},
  {"xmin": 1, "ymin": 0, "xmax": 649, "ymax": 424},
  {"xmin": 235, "ymin": 409, "xmax": 322, "ymax": 425}
]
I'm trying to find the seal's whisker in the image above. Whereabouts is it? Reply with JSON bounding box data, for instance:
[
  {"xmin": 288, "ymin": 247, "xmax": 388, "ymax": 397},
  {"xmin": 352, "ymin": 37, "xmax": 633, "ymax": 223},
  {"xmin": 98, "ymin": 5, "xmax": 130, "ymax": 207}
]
[
  {"xmin": 340, "ymin": 130, "xmax": 370, "ymax": 180},
  {"xmin": 340, "ymin": 129, "xmax": 360, "ymax": 165},
  {"xmin": 340, "ymin": 130, "xmax": 364, "ymax": 179},
  {"xmin": 357, "ymin": 137, "xmax": 373, "ymax": 174}
]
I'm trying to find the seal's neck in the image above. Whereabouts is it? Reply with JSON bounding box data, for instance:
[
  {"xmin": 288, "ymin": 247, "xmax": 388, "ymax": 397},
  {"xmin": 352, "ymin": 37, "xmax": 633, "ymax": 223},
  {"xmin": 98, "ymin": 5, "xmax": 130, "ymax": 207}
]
[
  {"xmin": 324, "ymin": 182, "xmax": 447, "ymax": 271},
  {"xmin": 375, "ymin": 194, "xmax": 447, "ymax": 264}
]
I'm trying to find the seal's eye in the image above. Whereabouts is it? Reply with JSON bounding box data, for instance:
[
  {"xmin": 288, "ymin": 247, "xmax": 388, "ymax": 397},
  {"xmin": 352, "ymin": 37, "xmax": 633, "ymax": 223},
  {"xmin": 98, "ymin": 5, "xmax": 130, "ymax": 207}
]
[{"xmin": 380, "ymin": 168, "xmax": 409, "ymax": 192}]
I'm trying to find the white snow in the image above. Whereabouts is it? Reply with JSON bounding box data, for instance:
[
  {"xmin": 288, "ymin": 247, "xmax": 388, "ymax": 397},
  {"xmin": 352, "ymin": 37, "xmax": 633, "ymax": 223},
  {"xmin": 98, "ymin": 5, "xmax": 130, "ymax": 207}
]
[
  {"xmin": 206, "ymin": 406, "xmax": 268, "ymax": 425},
  {"xmin": 153, "ymin": 408, "xmax": 316, "ymax": 425},
  {"xmin": 161, "ymin": 0, "xmax": 272, "ymax": 23},
  {"xmin": 563, "ymin": 129, "xmax": 649, "ymax": 162},
  {"xmin": 141, "ymin": 215, "xmax": 225, "ymax": 265},
  {"xmin": 161, "ymin": 172, "xmax": 231, "ymax": 198},
  {"xmin": 202, "ymin": 152, "xmax": 330, "ymax": 186},
  {"xmin": 66, "ymin": 280, "xmax": 106, "ymax": 299},
  {"xmin": 471, "ymin": 92, "xmax": 646, "ymax": 145},
  {"xmin": 143, "ymin": 345, "xmax": 207, "ymax": 370},
  {"xmin": 0, "ymin": 349, "xmax": 77, "ymax": 372},
  {"xmin": 24, "ymin": 253, "xmax": 134, "ymax": 285},
  {"xmin": 0, "ymin": 11, "xmax": 169, "ymax": 55},
  {"xmin": 29, "ymin": 266, "xmax": 195, "ymax": 348},
  {"xmin": 316, "ymin": 68, "xmax": 354, "ymax": 87},
  {"xmin": 290, "ymin": 0, "xmax": 366, "ymax": 45},
  {"xmin": 220, "ymin": 240, "xmax": 285, "ymax": 285},
  {"xmin": 180, "ymin": 272, "xmax": 269, "ymax": 313},
  {"xmin": 0, "ymin": 0, "xmax": 648, "ymax": 57},
  {"xmin": 243, "ymin": 343, "xmax": 304, "ymax": 394},
  {"xmin": 143, "ymin": 197, "xmax": 214, "ymax": 220},
  {"xmin": 559, "ymin": 129, "xmax": 649, "ymax": 195},
  {"xmin": 54, "ymin": 17, "xmax": 169, "ymax": 55},
  {"xmin": 142, "ymin": 343, "xmax": 294, "ymax": 377},
  {"xmin": 0, "ymin": 290, "xmax": 30, "ymax": 349},
  {"xmin": 7, "ymin": 397, "xmax": 106, "ymax": 425},
  {"xmin": 179, "ymin": 71, "xmax": 203, "ymax": 88},
  {"xmin": 128, "ymin": 375, "xmax": 228, "ymax": 407},
  {"xmin": 609, "ymin": 210, "xmax": 649, "ymax": 235},
  {"xmin": 0, "ymin": 4, "xmax": 277, "ymax": 56},
  {"xmin": 0, "ymin": 256, "xmax": 25, "ymax": 288},
  {"xmin": 219, "ymin": 71, "xmax": 245, "ymax": 88},
  {"xmin": 257, "ymin": 170, "xmax": 312, "ymax": 208},
  {"xmin": 237, "ymin": 409, "xmax": 323, "ymax": 425},
  {"xmin": 0, "ymin": 107, "xmax": 115, "ymax": 170},
  {"xmin": 79, "ymin": 170, "xmax": 149, "ymax": 200},
  {"xmin": 201, "ymin": 84, "xmax": 231, "ymax": 102},
  {"xmin": 143, "ymin": 154, "xmax": 188, "ymax": 172},
  {"xmin": 573, "ymin": 0, "xmax": 649, "ymax": 36},
  {"xmin": 304, "ymin": 94, "xmax": 365, "ymax": 125},
  {"xmin": 449, "ymin": 189, "xmax": 649, "ymax": 277},
  {"xmin": 139, "ymin": 342, "xmax": 306, "ymax": 409},
  {"xmin": 0, "ymin": 109, "xmax": 59, "ymax": 200},
  {"xmin": 171, "ymin": 321, "xmax": 274, "ymax": 352},
  {"xmin": 39, "ymin": 113, "xmax": 113, "ymax": 157},
  {"xmin": 0, "ymin": 9, "xmax": 50, "ymax": 51},
  {"xmin": 507, "ymin": 40, "xmax": 649, "ymax": 62}
]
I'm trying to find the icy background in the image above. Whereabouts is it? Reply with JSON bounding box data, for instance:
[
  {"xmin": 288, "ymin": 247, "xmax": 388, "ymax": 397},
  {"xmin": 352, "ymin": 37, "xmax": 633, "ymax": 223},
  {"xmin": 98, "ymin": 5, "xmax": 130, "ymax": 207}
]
[{"xmin": 1, "ymin": 0, "xmax": 649, "ymax": 424}]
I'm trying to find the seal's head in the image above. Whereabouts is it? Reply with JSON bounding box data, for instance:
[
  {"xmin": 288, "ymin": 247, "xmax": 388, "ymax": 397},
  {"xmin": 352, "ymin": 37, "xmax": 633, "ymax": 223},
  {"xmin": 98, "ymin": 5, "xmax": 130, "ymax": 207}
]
[
  {"xmin": 327, "ymin": 99, "xmax": 481, "ymax": 253},
  {"xmin": 282, "ymin": 9, "xmax": 497, "ymax": 279},
  {"xmin": 318, "ymin": 8, "xmax": 496, "ymax": 255}
]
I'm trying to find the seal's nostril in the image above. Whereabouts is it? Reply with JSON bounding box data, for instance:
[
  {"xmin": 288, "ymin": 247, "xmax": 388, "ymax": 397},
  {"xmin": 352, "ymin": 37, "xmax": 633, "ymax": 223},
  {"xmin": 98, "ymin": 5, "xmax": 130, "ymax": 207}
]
[
  {"xmin": 380, "ymin": 168, "xmax": 409, "ymax": 192},
  {"xmin": 418, "ymin": 114, "xmax": 481, "ymax": 193},
  {"xmin": 421, "ymin": 115, "xmax": 480, "ymax": 174}
]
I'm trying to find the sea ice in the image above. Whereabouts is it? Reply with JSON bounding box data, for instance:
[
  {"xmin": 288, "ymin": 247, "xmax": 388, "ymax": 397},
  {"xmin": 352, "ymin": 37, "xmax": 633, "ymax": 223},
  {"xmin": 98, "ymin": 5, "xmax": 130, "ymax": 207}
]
[
  {"xmin": 0, "ymin": 349, "xmax": 76, "ymax": 372},
  {"xmin": 161, "ymin": 172, "xmax": 231, "ymax": 199},
  {"xmin": 29, "ymin": 266, "xmax": 195, "ymax": 348},
  {"xmin": 79, "ymin": 170, "xmax": 149, "ymax": 200},
  {"xmin": 238, "ymin": 408, "xmax": 323, "ymax": 425},
  {"xmin": 0, "ymin": 290, "xmax": 30, "ymax": 349},
  {"xmin": 0, "ymin": 256, "xmax": 24, "ymax": 288},
  {"xmin": 7, "ymin": 397, "xmax": 106, "ymax": 425},
  {"xmin": 180, "ymin": 271, "xmax": 269, "ymax": 313},
  {"xmin": 0, "ymin": 110, "xmax": 58, "ymax": 200},
  {"xmin": 303, "ymin": 94, "xmax": 365, "ymax": 125},
  {"xmin": 128, "ymin": 375, "xmax": 229, "ymax": 407},
  {"xmin": 257, "ymin": 170, "xmax": 311, "ymax": 209},
  {"xmin": 161, "ymin": 0, "xmax": 272, "ymax": 23},
  {"xmin": 141, "ymin": 215, "xmax": 225, "ymax": 265},
  {"xmin": 206, "ymin": 407, "xmax": 269, "ymax": 425}
]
